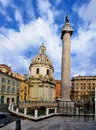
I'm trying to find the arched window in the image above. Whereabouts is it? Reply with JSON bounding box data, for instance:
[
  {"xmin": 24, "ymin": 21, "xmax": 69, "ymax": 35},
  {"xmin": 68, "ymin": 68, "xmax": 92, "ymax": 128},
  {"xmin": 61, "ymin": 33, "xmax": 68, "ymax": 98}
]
[
  {"xmin": 47, "ymin": 69, "xmax": 49, "ymax": 75},
  {"xmin": 36, "ymin": 68, "xmax": 39, "ymax": 74}
]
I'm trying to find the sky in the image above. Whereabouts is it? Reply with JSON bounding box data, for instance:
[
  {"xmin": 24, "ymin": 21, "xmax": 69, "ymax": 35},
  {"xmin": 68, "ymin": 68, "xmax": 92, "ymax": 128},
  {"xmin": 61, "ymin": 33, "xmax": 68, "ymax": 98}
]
[{"xmin": 0, "ymin": 0, "xmax": 96, "ymax": 80}]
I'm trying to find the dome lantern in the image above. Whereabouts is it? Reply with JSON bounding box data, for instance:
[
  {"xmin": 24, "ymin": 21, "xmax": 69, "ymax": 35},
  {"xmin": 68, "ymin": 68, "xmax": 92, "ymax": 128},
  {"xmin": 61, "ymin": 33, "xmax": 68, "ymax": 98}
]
[{"xmin": 39, "ymin": 43, "xmax": 46, "ymax": 55}]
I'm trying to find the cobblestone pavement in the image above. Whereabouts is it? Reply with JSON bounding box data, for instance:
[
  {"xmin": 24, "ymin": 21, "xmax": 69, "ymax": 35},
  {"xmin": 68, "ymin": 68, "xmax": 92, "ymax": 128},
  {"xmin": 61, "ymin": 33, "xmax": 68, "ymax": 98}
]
[{"xmin": 21, "ymin": 116, "xmax": 96, "ymax": 130}]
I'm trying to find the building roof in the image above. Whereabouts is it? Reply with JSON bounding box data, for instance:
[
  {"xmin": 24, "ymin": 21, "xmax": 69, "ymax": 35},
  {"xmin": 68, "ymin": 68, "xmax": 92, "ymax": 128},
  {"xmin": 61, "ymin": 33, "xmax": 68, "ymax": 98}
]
[
  {"xmin": 0, "ymin": 70, "xmax": 21, "ymax": 81},
  {"xmin": 71, "ymin": 75, "xmax": 96, "ymax": 80}
]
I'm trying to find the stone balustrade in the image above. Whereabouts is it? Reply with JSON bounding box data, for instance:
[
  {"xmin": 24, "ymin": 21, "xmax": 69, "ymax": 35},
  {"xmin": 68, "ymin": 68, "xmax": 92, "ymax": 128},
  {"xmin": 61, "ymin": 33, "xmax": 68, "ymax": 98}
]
[
  {"xmin": 19, "ymin": 101, "xmax": 57, "ymax": 108},
  {"xmin": 8, "ymin": 102, "xmax": 58, "ymax": 121}
]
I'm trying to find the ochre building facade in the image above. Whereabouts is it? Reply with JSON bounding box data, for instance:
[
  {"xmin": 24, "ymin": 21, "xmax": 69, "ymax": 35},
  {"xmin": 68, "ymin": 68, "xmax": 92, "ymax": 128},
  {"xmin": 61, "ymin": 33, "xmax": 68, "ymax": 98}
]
[
  {"xmin": 0, "ymin": 64, "xmax": 29, "ymax": 104},
  {"xmin": 71, "ymin": 75, "xmax": 96, "ymax": 102},
  {"xmin": 55, "ymin": 80, "xmax": 61, "ymax": 100},
  {"xmin": 0, "ymin": 68, "xmax": 20, "ymax": 104},
  {"xmin": 20, "ymin": 81, "xmax": 29, "ymax": 102}
]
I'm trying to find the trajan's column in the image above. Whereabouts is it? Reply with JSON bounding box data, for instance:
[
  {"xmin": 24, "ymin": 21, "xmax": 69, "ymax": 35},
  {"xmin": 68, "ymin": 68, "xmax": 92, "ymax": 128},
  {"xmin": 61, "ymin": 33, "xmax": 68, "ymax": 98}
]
[{"xmin": 59, "ymin": 15, "xmax": 74, "ymax": 114}]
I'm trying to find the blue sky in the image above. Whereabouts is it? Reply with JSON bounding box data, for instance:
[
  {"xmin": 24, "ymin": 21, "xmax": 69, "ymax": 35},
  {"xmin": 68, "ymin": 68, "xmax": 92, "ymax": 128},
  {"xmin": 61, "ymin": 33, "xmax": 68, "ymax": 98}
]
[{"xmin": 0, "ymin": 0, "xmax": 96, "ymax": 80}]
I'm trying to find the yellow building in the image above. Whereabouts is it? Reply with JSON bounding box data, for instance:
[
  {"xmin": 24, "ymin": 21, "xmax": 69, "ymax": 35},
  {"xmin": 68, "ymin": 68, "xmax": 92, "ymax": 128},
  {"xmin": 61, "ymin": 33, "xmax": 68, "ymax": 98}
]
[
  {"xmin": 29, "ymin": 44, "xmax": 56, "ymax": 101},
  {"xmin": 71, "ymin": 75, "xmax": 96, "ymax": 102},
  {"xmin": 20, "ymin": 81, "xmax": 29, "ymax": 102},
  {"xmin": 0, "ymin": 64, "xmax": 28, "ymax": 104},
  {"xmin": 0, "ymin": 70, "xmax": 20, "ymax": 104}
]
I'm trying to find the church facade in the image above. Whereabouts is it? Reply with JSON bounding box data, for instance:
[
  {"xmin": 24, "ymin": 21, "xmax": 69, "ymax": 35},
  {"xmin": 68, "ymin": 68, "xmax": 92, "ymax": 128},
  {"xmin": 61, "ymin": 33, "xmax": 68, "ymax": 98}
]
[{"xmin": 29, "ymin": 44, "xmax": 56, "ymax": 102}]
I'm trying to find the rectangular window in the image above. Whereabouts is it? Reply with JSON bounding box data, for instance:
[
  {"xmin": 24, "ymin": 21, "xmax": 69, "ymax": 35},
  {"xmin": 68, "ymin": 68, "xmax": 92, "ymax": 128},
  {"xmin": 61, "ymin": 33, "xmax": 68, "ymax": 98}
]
[
  {"xmin": 1, "ymin": 85, "xmax": 6, "ymax": 93},
  {"xmin": 12, "ymin": 81, "xmax": 15, "ymax": 86},
  {"xmin": 93, "ymin": 83, "xmax": 95, "ymax": 86},
  {"xmin": 17, "ymin": 83, "xmax": 20, "ymax": 87},
  {"xmin": 1, "ymin": 77, "xmax": 6, "ymax": 83},
  {"xmin": 72, "ymin": 83, "xmax": 74, "ymax": 86},
  {"xmin": 12, "ymin": 87, "xmax": 15, "ymax": 93},
  {"xmin": 7, "ymin": 86, "xmax": 11, "ymax": 93},
  {"xmin": 36, "ymin": 68, "xmax": 39, "ymax": 74},
  {"xmin": 84, "ymin": 83, "xmax": 86, "ymax": 86},
  {"xmin": 12, "ymin": 98, "xmax": 14, "ymax": 102},
  {"xmin": 8, "ymin": 79, "xmax": 11, "ymax": 85},
  {"xmin": 7, "ymin": 98, "xmax": 10, "ymax": 103},
  {"xmin": 81, "ymin": 83, "xmax": 83, "ymax": 86}
]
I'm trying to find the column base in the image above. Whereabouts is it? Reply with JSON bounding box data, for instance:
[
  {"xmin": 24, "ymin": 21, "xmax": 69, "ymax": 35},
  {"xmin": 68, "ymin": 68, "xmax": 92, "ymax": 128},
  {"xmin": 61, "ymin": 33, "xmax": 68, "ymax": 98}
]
[{"xmin": 58, "ymin": 100, "xmax": 74, "ymax": 115}]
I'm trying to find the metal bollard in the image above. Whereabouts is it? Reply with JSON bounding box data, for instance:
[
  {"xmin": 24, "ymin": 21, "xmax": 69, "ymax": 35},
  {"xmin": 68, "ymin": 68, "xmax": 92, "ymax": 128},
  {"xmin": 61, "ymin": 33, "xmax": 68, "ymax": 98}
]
[{"xmin": 15, "ymin": 119, "xmax": 21, "ymax": 130}]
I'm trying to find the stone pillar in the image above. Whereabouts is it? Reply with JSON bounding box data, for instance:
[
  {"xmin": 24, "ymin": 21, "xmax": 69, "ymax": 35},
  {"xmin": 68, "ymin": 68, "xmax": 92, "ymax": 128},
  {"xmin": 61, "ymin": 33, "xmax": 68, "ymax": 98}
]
[
  {"xmin": 76, "ymin": 107, "xmax": 79, "ymax": 115},
  {"xmin": 8, "ymin": 104, "xmax": 11, "ymax": 110},
  {"xmin": 16, "ymin": 108, "xmax": 19, "ymax": 113},
  {"xmin": 55, "ymin": 107, "xmax": 57, "ymax": 114},
  {"xmin": 46, "ymin": 108, "xmax": 49, "ymax": 115},
  {"xmin": 35, "ymin": 109, "xmax": 38, "ymax": 118},
  {"xmin": 24, "ymin": 108, "xmax": 27, "ymax": 115},
  {"xmin": 12, "ymin": 105, "xmax": 14, "ymax": 111}
]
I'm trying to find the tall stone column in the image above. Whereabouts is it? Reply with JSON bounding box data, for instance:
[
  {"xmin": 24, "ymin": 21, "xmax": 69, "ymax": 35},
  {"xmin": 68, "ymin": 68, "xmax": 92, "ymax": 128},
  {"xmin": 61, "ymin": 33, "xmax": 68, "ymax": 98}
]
[
  {"xmin": 61, "ymin": 15, "xmax": 73, "ymax": 101},
  {"xmin": 59, "ymin": 15, "xmax": 74, "ymax": 114}
]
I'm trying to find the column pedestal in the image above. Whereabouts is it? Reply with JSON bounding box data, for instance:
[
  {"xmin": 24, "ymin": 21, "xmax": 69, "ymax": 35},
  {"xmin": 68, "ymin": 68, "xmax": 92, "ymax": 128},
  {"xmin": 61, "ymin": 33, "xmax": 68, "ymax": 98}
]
[{"xmin": 58, "ymin": 101, "xmax": 74, "ymax": 115}]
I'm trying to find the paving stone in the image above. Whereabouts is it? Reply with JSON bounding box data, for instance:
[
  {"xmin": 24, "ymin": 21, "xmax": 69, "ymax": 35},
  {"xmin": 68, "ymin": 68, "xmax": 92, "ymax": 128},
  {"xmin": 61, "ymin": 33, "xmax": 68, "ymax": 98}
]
[{"xmin": 21, "ymin": 116, "xmax": 96, "ymax": 130}]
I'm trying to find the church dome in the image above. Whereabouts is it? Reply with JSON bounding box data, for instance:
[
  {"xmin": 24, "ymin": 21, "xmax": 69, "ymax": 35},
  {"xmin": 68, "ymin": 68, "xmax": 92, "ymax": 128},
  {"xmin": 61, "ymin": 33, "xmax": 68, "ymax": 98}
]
[
  {"xmin": 29, "ymin": 43, "xmax": 55, "ymax": 102},
  {"xmin": 29, "ymin": 43, "xmax": 54, "ymax": 71}
]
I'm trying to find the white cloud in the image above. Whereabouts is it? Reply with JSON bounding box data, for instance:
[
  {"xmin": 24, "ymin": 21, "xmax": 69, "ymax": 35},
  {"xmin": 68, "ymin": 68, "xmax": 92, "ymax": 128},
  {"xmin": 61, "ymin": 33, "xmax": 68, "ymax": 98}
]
[
  {"xmin": 37, "ymin": 0, "xmax": 51, "ymax": 13},
  {"xmin": 0, "ymin": 0, "xmax": 10, "ymax": 6},
  {"xmin": 37, "ymin": 0, "xmax": 55, "ymax": 24},
  {"xmin": 71, "ymin": 27, "xmax": 96, "ymax": 77},
  {"xmin": 0, "ymin": 0, "xmax": 62, "ymax": 79},
  {"xmin": 55, "ymin": 0, "xmax": 62, "ymax": 6},
  {"xmin": 71, "ymin": 0, "xmax": 96, "ymax": 77},
  {"xmin": 24, "ymin": 0, "xmax": 35, "ymax": 20},
  {"xmin": 15, "ymin": 9, "xmax": 23, "ymax": 25},
  {"xmin": 0, "ymin": 0, "xmax": 12, "ymax": 22},
  {"xmin": 0, "ymin": 17, "xmax": 61, "ymax": 78},
  {"xmin": 78, "ymin": 0, "xmax": 96, "ymax": 23}
]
